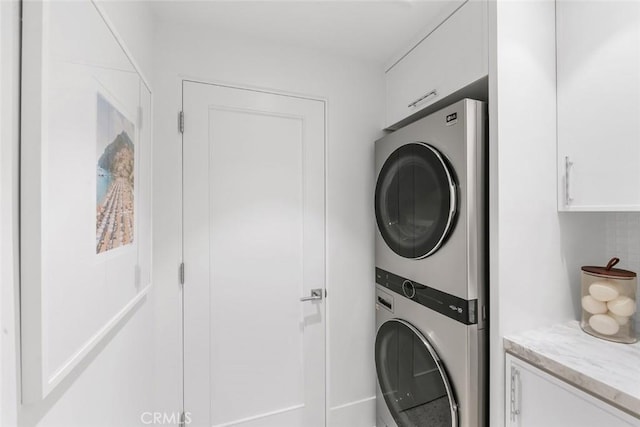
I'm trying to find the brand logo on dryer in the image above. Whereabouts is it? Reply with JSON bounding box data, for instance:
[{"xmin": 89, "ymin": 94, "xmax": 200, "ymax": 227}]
[{"xmin": 445, "ymin": 112, "xmax": 458, "ymax": 126}]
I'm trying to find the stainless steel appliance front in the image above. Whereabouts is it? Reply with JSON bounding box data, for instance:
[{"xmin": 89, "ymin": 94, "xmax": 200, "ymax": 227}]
[
  {"xmin": 375, "ymin": 286, "xmax": 485, "ymax": 427},
  {"xmin": 374, "ymin": 99, "xmax": 487, "ymax": 427},
  {"xmin": 374, "ymin": 98, "xmax": 487, "ymax": 321}
]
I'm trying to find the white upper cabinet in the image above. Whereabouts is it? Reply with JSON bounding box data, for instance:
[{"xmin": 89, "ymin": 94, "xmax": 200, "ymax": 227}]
[
  {"xmin": 557, "ymin": 0, "xmax": 640, "ymax": 211},
  {"xmin": 506, "ymin": 355, "xmax": 638, "ymax": 427},
  {"xmin": 384, "ymin": 0, "xmax": 488, "ymax": 130}
]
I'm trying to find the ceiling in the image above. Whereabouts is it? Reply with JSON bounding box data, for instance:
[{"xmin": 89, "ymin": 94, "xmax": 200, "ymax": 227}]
[{"xmin": 150, "ymin": 0, "xmax": 465, "ymax": 65}]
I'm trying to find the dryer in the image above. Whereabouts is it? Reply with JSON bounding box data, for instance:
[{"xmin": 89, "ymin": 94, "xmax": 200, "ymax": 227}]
[
  {"xmin": 374, "ymin": 99, "xmax": 487, "ymax": 427},
  {"xmin": 374, "ymin": 98, "xmax": 487, "ymax": 322}
]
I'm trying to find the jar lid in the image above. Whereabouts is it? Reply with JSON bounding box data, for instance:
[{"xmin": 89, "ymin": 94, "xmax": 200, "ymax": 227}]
[{"xmin": 582, "ymin": 257, "xmax": 637, "ymax": 278}]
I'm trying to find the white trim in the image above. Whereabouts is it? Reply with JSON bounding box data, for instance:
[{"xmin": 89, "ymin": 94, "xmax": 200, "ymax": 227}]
[
  {"xmin": 330, "ymin": 395, "xmax": 376, "ymax": 412},
  {"xmin": 328, "ymin": 395, "xmax": 377, "ymax": 427},
  {"xmin": 90, "ymin": 0, "xmax": 152, "ymax": 94},
  {"xmin": 20, "ymin": 0, "xmax": 154, "ymax": 403},
  {"xmin": 1, "ymin": 0, "xmax": 22, "ymax": 423},
  {"xmin": 211, "ymin": 404, "xmax": 305, "ymax": 427},
  {"xmin": 323, "ymin": 97, "xmax": 329, "ymax": 427},
  {"xmin": 178, "ymin": 74, "xmax": 327, "ymax": 105},
  {"xmin": 560, "ymin": 206, "xmax": 640, "ymax": 213},
  {"xmin": 45, "ymin": 285, "xmax": 149, "ymax": 391},
  {"xmin": 20, "ymin": 0, "xmax": 46, "ymax": 403}
]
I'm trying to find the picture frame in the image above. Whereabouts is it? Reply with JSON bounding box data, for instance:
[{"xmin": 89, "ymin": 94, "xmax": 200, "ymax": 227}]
[{"xmin": 20, "ymin": 0, "xmax": 153, "ymax": 402}]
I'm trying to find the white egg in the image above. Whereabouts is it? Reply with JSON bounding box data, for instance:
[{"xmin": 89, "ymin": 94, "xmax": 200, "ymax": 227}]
[
  {"xmin": 607, "ymin": 296, "xmax": 636, "ymax": 317},
  {"xmin": 589, "ymin": 281, "xmax": 619, "ymax": 302},
  {"xmin": 589, "ymin": 314, "xmax": 620, "ymax": 336},
  {"xmin": 582, "ymin": 295, "xmax": 607, "ymax": 314},
  {"xmin": 608, "ymin": 311, "xmax": 630, "ymax": 325}
]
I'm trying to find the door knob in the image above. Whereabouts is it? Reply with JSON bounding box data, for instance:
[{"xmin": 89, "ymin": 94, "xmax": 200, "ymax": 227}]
[{"xmin": 300, "ymin": 288, "xmax": 324, "ymax": 302}]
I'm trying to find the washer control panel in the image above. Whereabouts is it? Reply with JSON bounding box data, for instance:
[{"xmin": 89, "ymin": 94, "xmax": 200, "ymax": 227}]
[
  {"xmin": 376, "ymin": 288, "xmax": 394, "ymax": 313},
  {"xmin": 401, "ymin": 280, "xmax": 416, "ymax": 299},
  {"xmin": 375, "ymin": 267, "xmax": 477, "ymax": 325}
]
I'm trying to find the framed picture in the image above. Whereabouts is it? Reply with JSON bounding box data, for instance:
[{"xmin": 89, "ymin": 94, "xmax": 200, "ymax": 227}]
[
  {"xmin": 96, "ymin": 92, "xmax": 136, "ymax": 255},
  {"xmin": 20, "ymin": 0, "xmax": 152, "ymax": 402}
]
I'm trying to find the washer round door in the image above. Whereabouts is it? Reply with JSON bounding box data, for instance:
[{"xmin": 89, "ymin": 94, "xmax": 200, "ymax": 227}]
[
  {"xmin": 375, "ymin": 319, "xmax": 458, "ymax": 427},
  {"xmin": 375, "ymin": 142, "xmax": 457, "ymax": 259}
]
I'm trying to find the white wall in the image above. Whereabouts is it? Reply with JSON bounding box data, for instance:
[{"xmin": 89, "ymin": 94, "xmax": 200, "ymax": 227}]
[
  {"xmin": 488, "ymin": 1, "xmax": 609, "ymax": 425},
  {"xmin": 151, "ymin": 21, "xmax": 385, "ymax": 427},
  {"xmin": 605, "ymin": 213, "xmax": 640, "ymax": 277},
  {"xmin": 1, "ymin": 1, "xmax": 157, "ymax": 426},
  {"xmin": 604, "ymin": 212, "xmax": 640, "ymax": 333}
]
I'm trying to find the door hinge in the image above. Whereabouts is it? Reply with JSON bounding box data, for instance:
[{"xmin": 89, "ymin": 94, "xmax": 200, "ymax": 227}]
[
  {"xmin": 510, "ymin": 365, "xmax": 521, "ymax": 422},
  {"xmin": 179, "ymin": 111, "xmax": 184, "ymax": 133},
  {"xmin": 179, "ymin": 262, "xmax": 185, "ymax": 285}
]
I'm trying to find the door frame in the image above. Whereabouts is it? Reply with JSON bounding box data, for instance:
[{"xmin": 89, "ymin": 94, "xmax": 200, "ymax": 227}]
[{"xmin": 179, "ymin": 76, "xmax": 330, "ymax": 425}]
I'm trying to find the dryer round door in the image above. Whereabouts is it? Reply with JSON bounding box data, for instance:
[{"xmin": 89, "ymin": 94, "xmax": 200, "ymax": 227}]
[
  {"xmin": 375, "ymin": 142, "xmax": 457, "ymax": 259},
  {"xmin": 375, "ymin": 319, "xmax": 457, "ymax": 427}
]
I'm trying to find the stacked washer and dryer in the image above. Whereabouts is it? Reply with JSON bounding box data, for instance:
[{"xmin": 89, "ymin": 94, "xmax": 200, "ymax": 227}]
[{"xmin": 374, "ymin": 99, "xmax": 487, "ymax": 427}]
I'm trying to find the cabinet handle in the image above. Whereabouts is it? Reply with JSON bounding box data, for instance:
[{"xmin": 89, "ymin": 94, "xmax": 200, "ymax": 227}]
[
  {"xmin": 407, "ymin": 90, "xmax": 437, "ymax": 108},
  {"xmin": 564, "ymin": 156, "xmax": 574, "ymax": 206},
  {"xmin": 510, "ymin": 366, "xmax": 521, "ymax": 422}
]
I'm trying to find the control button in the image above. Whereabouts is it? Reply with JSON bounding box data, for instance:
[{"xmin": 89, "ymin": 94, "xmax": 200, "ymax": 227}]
[{"xmin": 402, "ymin": 280, "xmax": 416, "ymax": 299}]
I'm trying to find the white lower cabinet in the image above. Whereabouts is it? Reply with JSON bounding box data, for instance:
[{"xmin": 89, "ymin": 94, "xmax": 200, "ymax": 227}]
[{"xmin": 505, "ymin": 354, "xmax": 639, "ymax": 427}]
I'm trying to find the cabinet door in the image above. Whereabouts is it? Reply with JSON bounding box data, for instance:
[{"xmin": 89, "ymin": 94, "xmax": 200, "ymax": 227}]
[
  {"xmin": 385, "ymin": 0, "xmax": 487, "ymax": 129},
  {"xmin": 557, "ymin": 1, "xmax": 640, "ymax": 211},
  {"xmin": 505, "ymin": 355, "xmax": 639, "ymax": 427}
]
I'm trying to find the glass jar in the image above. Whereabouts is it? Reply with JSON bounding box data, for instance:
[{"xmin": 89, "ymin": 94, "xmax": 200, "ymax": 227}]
[{"xmin": 581, "ymin": 258, "xmax": 637, "ymax": 344}]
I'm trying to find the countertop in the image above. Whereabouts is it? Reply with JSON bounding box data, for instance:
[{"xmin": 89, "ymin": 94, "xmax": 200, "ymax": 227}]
[{"xmin": 503, "ymin": 320, "xmax": 640, "ymax": 418}]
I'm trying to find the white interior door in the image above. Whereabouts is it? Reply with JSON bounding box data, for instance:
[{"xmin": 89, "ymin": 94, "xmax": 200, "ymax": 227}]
[{"xmin": 183, "ymin": 81, "xmax": 326, "ymax": 427}]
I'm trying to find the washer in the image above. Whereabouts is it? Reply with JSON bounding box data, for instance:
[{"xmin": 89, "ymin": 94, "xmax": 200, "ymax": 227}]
[
  {"xmin": 374, "ymin": 99, "xmax": 487, "ymax": 427},
  {"xmin": 375, "ymin": 284, "xmax": 485, "ymax": 427}
]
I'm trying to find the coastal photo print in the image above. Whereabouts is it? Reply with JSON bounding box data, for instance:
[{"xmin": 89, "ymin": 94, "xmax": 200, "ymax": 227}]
[{"xmin": 96, "ymin": 93, "xmax": 135, "ymax": 254}]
